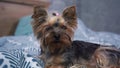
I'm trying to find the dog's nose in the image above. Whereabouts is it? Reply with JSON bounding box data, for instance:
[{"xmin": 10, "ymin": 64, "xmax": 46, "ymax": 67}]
[
  {"xmin": 54, "ymin": 34, "xmax": 60, "ymax": 40},
  {"xmin": 54, "ymin": 22, "xmax": 59, "ymax": 27}
]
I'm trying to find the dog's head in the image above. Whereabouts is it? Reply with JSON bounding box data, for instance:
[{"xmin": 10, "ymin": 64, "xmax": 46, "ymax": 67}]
[{"xmin": 32, "ymin": 6, "xmax": 77, "ymax": 53}]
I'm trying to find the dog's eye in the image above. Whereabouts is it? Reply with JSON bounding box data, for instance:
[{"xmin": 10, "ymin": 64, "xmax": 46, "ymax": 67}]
[
  {"xmin": 46, "ymin": 27, "xmax": 53, "ymax": 31},
  {"xmin": 39, "ymin": 19, "xmax": 46, "ymax": 23},
  {"xmin": 38, "ymin": 17, "xmax": 46, "ymax": 23},
  {"xmin": 61, "ymin": 26, "xmax": 67, "ymax": 30}
]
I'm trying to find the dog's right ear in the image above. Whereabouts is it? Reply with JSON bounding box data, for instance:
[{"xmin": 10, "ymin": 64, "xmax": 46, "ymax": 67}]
[
  {"xmin": 32, "ymin": 6, "xmax": 47, "ymax": 19},
  {"xmin": 32, "ymin": 6, "xmax": 48, "ymax": 39}
]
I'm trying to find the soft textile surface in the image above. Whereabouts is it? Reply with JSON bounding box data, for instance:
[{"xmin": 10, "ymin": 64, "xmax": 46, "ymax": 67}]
[
  {"xmin": 75, "ymin": 19, "xmax": 120, "ymax": 47},
  {"xmin": 0, "ymin": 50, "xmax": 43, "ymax": 68},
  {"xmin": 0, "ymin": 35, "xmax": 44, "ymax": 68},
  {"xmin": 0, "ymin": 35, "xmax": 40, "ymax": 56}
]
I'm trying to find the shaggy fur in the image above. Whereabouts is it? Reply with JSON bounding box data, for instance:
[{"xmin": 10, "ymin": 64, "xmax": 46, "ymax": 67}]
[{"xmin": 32, "ymin": 6, "xmax": 120, "ymax": 68}]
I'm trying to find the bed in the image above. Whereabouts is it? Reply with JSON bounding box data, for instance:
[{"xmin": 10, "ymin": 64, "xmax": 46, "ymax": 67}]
[{"xmin": 0, "ymin": 15, "xmax": 120, "ymax": 68}]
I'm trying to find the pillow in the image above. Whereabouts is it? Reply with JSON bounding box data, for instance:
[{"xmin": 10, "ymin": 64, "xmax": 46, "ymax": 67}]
[
  {"xmin": 0, "ymin": 50, "xmax": 44, "ymax": 68},
  {"xmin": 15, "ymin": 15, "xmax": 33, "ymax": 36}
]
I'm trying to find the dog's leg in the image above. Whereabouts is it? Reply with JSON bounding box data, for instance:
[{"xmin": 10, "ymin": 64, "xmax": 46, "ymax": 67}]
[{"xmin": 94, "ymin": 47, "xmax": 120, "ymax": 68}]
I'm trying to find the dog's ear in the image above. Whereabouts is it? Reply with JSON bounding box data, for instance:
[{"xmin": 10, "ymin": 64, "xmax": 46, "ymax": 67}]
[
  {"xmin": 62, "ymin": 6, "xmax": 77, "ymax": 28},
  {"xmin": 32, "ymin": 6, "xmax": 48, "ymax": 39},
  {"xmin": 32, "ymin": 6, "xmax": 47, "ymax": 19},
  {"xmin": 63, "ymin": 6, "xmax": 77, "ymax": 20}
]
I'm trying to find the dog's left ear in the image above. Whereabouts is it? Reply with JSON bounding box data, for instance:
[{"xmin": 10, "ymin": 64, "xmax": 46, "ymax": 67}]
[
  {"xmin": 63, "ymin": 6, "xmax": 77, "ymax": 21},
  {"xmin": 62, "ymin": 6, "xmax": 77, "ymax": 28}
]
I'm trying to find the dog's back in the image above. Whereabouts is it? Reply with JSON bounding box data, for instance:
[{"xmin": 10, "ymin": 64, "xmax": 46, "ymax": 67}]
[{"xmin": 67, "ymin": 40, "xmax": 120, "ymax": 68}]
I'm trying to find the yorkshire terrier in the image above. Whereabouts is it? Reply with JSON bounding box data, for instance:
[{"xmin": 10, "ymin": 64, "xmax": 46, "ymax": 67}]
[{"xmin": 32, "ymin": 6, "xmax": 120, "ymax": 68}]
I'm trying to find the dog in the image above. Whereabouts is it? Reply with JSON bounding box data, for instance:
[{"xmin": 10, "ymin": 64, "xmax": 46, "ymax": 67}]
[{"xmin": 32, "ymin": 6, "xmax": 120, "ymax": 68}]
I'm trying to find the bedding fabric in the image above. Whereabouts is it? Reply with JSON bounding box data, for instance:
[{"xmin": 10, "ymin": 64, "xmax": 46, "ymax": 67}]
[
  {"xmin": 0, "ymin": 50, "xmax": 43, "ymax": 68},
  {"xmin": 0, "ymin": 35, "xmax": 44, "ymax": 68}
]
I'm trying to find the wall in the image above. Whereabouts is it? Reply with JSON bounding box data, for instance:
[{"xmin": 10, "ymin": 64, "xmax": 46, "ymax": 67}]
[{"xmin": 76, "ymin": 0, "xmax": 120, "ymax": 34}]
